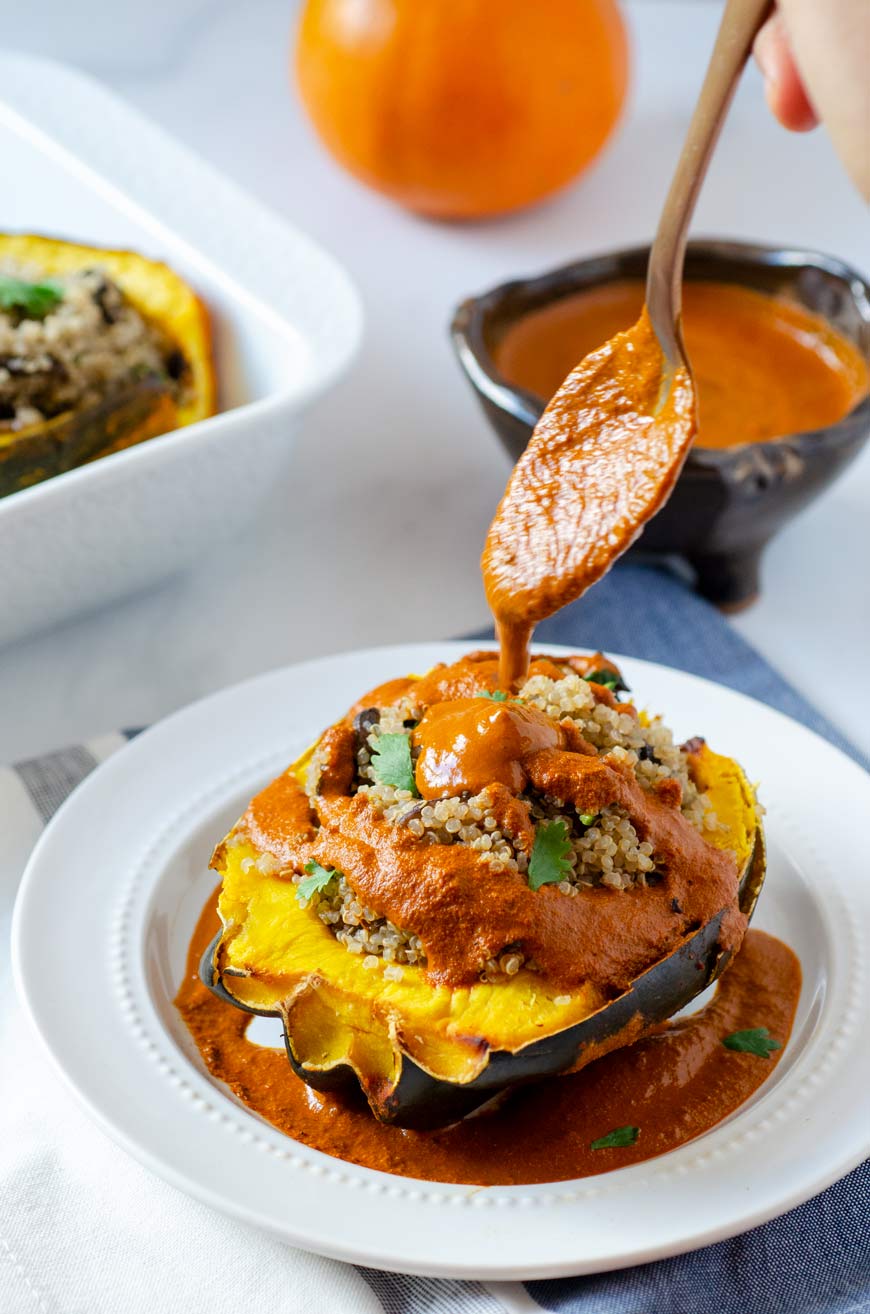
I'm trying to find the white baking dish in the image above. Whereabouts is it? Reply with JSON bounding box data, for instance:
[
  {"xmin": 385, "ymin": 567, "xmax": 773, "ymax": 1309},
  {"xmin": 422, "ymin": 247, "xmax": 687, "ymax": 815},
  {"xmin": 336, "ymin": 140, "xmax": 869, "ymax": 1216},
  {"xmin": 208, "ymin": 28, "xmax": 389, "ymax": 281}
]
[{"xmin": 0, "ymin": 54, "xmax": 362, "ymax": 647}]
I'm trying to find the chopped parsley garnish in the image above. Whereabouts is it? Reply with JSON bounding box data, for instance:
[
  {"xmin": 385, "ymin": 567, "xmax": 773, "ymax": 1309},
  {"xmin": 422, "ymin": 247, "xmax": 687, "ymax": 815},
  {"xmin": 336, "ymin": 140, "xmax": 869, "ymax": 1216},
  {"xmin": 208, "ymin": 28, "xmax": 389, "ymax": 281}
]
[
  {"xmin": 582, "ymin": 668, "xmax": 629, "ymax": 694},
  {"xmin": 296, "ymin": 860, "xmax": 337, "ymax": 905},
  {"xmin": 722, "ymin": 1027, "xmax": 782, "ymax": 1058},
  {"xmin": 528, "ymin": 819, "xmax": 573, "ymax": 890},
  {"xmin": 0, "ymin": 273, "xmax": 63, "ymax": 318},
  {"xmin": 578, "ymin": 812, "xmax": 598, "ymax": 827},
  {"xmin": 479, "ymin": 689, "xmax": 508, "ymax": 701},
  {"xmin": 371, "ymin": 732, "xmax": 419, "ymax": 795},
  {"xmin": 590, "ymin": 1125, "xmax": 639, "ymax": 1151}
]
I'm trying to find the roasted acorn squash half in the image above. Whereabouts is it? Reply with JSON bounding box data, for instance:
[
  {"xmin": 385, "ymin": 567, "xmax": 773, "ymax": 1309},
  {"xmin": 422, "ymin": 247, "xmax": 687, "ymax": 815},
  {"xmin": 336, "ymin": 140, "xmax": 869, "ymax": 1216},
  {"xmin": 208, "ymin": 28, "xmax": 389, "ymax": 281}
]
[
  {"xmin": 0, "ymin": 234, "xmax": 214, "ymax": 498},
  {"xmin": 202, "ymin": 653, "xmax": 765, "ymax": 1130}
]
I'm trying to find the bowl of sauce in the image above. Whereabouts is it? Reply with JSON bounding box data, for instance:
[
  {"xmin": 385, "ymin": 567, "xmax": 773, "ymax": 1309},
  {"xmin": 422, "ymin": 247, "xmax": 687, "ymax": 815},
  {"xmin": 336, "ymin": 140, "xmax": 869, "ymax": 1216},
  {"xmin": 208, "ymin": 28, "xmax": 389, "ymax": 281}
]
[{"xmin": 452, "ymin": 240, "xmax": 870, "ymax": 607}]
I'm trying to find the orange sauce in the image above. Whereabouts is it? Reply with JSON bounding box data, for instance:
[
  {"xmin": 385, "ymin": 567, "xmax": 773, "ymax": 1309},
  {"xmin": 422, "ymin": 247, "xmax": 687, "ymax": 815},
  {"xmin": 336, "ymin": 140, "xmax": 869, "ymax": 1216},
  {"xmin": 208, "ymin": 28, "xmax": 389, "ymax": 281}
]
[
  {"xmin": 240, "ymin": 654, "xmax": 743, "ymax": 995},
  {"xmin": 483, "ymin": 282, "xmax": 869, "ymax": 687},
  {"xmin": 176, "ymin": 890, "xmax": 801, "ymax": 1186},
  {"xmin": 483, "ymin": 308, "xmax": 696, "ymax": 687},
  {"xmin": 494, "ymin": 280, "xmax": 869, "ymax": 451},
  {"xmin": 413, "ymin": 696, "xmax": 565, "ymax": 797},
  {"xmin": 175, "ymin": 276, "xmax": 820, "ymax": 1185}
]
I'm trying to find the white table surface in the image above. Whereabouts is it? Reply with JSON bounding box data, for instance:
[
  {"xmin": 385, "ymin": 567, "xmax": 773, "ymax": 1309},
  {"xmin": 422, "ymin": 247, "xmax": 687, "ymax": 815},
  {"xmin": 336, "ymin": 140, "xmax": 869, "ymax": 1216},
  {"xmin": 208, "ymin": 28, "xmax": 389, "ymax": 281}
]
[{"xmin": 2, "ymin": 0, "xmax": 868, "ymax": 764}]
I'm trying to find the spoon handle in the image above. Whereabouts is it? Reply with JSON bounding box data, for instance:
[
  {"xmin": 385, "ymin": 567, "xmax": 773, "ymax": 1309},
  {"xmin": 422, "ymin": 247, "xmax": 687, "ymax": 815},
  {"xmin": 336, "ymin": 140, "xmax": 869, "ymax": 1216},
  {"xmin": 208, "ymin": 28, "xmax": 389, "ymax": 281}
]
[{"xmin": 646, "ymin": 0, "xmax": 773, "ymax": 366}]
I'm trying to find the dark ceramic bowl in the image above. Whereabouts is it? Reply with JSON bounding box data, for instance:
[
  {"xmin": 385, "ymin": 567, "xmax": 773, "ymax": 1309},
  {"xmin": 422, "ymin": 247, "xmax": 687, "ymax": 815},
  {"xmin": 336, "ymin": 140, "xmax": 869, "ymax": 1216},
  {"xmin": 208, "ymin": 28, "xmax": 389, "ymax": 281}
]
[{"xmin": 451, "ymin": 239, "xmax": 870, "ymax": 608}]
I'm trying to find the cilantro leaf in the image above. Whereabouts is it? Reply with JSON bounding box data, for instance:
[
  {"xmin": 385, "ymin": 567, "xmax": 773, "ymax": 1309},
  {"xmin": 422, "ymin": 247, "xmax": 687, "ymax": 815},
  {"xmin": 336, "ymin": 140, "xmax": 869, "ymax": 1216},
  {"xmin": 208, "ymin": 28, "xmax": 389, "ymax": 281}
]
[
  {"xmin": 722, "ymin": 1027, "xmax": 782, "ymax": 1058},
  {"xmin": 297, "ymin": 860, "xmax": 337, "ymax": 905},
  {"xmin": 371, "ymin": 732, "xmax": 418, "ymax": 795},
  {"xmin": 528, "ymin": 820, "xmax": 573, "ymax": 891},
  {"xmin": 0, "ymin": 273, "xmax": 63, "ymax": 318},
  {"xmin": 582, "ymin": 668, "xmax": 630, "ymax": 694},
  {"xmin": 478, "ymin": 689, "xmax": 508, "ymax": 702},
  {"xmin": 591, "ymin": 1125, "xmax": 639, "ymax": 1151}
]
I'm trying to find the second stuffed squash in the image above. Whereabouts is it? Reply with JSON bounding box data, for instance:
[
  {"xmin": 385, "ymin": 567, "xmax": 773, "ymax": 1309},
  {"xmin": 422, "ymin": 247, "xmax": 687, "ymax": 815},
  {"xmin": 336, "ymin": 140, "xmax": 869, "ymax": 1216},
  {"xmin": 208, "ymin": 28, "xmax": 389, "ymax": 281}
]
[{"xmin": 0, "ymin": 233, "xmax": 215, "ymax": 498}]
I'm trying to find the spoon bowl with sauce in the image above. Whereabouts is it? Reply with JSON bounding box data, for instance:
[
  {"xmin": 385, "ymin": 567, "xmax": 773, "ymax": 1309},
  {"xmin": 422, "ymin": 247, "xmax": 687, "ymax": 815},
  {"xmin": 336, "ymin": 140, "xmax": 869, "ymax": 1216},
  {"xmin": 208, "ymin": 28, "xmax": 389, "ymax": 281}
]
[{"xmin": 454, "ymin": 238, "xmax": 870, "ymax": 609}]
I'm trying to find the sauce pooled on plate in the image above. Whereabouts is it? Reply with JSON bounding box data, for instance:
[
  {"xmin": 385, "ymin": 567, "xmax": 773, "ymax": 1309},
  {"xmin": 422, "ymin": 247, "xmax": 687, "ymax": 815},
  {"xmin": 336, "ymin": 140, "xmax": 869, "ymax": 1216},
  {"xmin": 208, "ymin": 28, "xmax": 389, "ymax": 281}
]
[{"xmin": 177, "ymin": 893, "xmax": 801, "ymax": 1185}]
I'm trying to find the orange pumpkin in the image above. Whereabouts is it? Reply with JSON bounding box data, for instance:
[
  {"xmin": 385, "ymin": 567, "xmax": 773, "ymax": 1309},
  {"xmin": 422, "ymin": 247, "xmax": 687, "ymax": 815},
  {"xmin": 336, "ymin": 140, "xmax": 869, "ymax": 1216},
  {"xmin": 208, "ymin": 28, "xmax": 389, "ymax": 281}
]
[{"xmin": 294, "ymin": 0, "xmax": 630, "ymax": 219}]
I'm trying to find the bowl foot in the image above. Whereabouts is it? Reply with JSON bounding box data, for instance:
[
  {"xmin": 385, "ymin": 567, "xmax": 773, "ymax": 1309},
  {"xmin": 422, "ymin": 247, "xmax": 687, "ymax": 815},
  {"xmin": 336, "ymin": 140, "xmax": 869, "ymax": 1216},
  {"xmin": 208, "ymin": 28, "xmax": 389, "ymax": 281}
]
[{"xmin": 688, "ymin": 546, "xmax": 763, "ymax": 611}]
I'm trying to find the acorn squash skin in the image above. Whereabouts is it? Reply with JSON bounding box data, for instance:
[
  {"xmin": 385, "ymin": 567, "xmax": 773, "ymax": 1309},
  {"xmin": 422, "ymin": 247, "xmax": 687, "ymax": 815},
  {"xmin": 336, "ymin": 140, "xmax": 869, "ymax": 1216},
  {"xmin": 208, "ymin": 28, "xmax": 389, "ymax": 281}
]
[
  {"xmin": 0, "ymin": 233, "xmax": 214, "ymax": 499},
  {"xmin": 0, "ymin": 375, "xmax": 176, "ymax": 493},
  {"xmin": 200, "ymin": 744, "xmax": 766, "ymax": 1130}
]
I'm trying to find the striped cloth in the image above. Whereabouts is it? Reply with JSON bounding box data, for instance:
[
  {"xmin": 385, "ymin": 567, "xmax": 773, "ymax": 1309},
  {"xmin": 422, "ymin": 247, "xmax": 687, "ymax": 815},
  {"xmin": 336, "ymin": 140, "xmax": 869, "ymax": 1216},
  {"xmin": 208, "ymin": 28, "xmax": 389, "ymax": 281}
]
[{"xmin": 3, "ymin": 563, "xmax": 869, "ymax": 1313}]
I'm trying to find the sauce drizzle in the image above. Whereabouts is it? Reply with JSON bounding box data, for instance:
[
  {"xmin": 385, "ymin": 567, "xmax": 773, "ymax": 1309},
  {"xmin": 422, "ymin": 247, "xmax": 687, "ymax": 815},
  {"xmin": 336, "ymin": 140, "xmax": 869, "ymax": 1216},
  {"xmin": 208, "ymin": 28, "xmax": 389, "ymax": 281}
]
[
  {"xmin": 241, "ymin": 686, "xmax": 744, "ymax": 996},
  {"xmin": 413, "ymin": 697, "xmax": 566, "ymax": 797},
  {"xmin": 483, "ymin": 309, "xmax": 695, "ymax": 687},
  {"xmin": 177, "ymin": 891, "xmax": 801, "ymax": 1186}
]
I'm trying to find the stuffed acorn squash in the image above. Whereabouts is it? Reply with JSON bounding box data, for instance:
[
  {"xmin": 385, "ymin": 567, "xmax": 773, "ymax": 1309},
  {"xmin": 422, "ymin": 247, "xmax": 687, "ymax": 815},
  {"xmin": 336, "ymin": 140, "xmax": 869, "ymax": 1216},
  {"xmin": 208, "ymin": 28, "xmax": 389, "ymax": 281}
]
[
  {"xmin": 202, "ymin": 650, "xmax": 765, "ymax": 1130},
  {"xmin": 0, "ymin": 234, "xmax": 214, "ymax": 497}
]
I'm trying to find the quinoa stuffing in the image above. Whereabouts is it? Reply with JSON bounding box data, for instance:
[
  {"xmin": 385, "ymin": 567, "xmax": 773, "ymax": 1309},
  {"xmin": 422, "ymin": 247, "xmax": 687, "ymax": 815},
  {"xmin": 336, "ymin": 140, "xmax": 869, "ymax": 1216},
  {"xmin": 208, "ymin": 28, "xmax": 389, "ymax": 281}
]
[
  {"xmin": 0, "ymin": 263, "xmax": 190, "ymax": 432},
  {"xmin": 282, "ymin": 653, "xmax": 726, "ymax": 983}
]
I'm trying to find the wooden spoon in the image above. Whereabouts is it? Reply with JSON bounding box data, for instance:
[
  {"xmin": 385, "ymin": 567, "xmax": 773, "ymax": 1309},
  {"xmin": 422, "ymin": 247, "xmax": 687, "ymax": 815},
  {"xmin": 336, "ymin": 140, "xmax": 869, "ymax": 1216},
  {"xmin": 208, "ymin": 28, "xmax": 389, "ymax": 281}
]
[
  {"xmin": 646, "ymin": 0, "xmax": 773, "ymax": 373},
  {"xmin": 483, "ymin": 0, "xmax": 773, "ymax": 689}
]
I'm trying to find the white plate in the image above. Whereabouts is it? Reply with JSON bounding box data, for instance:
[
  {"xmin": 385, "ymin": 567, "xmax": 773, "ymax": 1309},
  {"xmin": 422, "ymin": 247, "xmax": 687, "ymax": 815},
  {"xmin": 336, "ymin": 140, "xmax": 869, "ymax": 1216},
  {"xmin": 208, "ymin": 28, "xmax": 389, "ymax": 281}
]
[
  {"xmin": 0, "ymin": 55, "xmax": 361, "ymax": 647},
  {"xmin": 12, "ymin": 642, "xmax": 870, "ymax": 1278}
]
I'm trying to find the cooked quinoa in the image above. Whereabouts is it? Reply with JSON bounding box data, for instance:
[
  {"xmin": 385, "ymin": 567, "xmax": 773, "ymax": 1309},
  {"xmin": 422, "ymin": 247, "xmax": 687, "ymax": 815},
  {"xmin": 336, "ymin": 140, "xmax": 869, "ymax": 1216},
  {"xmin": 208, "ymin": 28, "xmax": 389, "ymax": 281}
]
[
  {"xmin": 0, "ymin": 263, "xmax": 187, "ymax": 431},
  {"xmin": 297, "ymin": 658, "xmax": 721, "ymax": 982}
]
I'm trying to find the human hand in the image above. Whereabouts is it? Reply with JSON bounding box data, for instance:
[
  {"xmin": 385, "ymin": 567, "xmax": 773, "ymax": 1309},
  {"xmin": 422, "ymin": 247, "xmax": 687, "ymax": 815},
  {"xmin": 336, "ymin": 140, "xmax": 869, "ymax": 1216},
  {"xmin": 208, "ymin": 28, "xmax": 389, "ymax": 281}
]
[{"xmin": 753, "ymin": 0, "xmax": 869, "ymax": 200}]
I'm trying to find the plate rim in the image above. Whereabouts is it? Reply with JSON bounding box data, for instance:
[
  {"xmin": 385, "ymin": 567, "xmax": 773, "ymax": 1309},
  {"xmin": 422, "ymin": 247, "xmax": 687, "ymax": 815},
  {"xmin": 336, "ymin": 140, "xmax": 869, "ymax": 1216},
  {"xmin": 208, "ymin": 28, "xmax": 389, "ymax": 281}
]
[{"xmin": 11, "ymin": 641, "xmax": 870, "ymax": 1278}]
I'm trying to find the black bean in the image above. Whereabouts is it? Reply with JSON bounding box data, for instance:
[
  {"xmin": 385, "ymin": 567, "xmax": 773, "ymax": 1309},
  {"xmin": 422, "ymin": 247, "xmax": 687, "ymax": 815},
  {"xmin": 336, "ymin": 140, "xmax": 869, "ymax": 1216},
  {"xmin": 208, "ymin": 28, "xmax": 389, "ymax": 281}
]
[
  {"xmin": 92, "ymin": 278, "xmax": 119, "ymax": 325},
  {"xmin": 637, "ymin": 744, "xmax": 661, "ymax": 764},
  {"xmin": 165, "ymin": 348, "xmax": 187, "ymax": 381},
  {"xmin": 353, "ymin": 707, "xmax": 380, "ymax": 745},
  {"xmin": 0, "ymin": 354, "xmax": 38, "ymax": 376},
  {"xmin": 0, "ymin": 352, "xmax": 67, "ymax": 381},
  {"xmin": 397, "ymin": 801, "xmax": 427, "ymax": 827}
]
